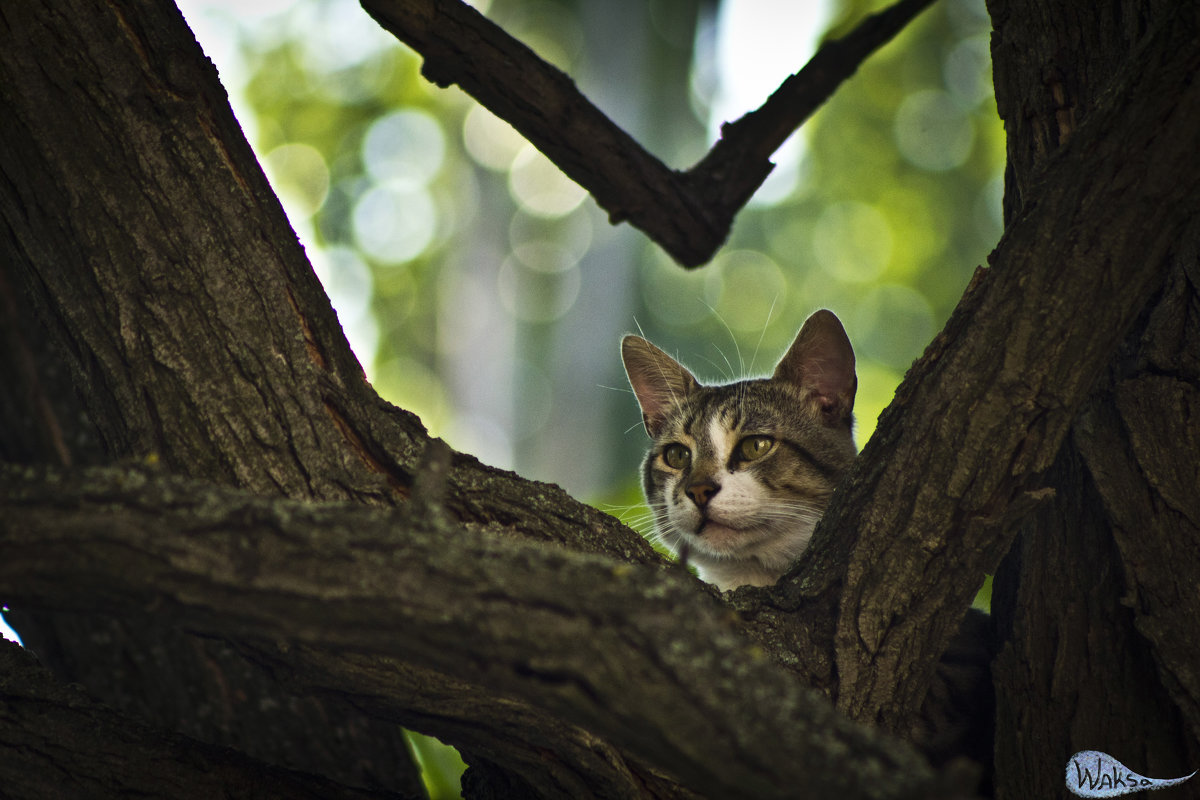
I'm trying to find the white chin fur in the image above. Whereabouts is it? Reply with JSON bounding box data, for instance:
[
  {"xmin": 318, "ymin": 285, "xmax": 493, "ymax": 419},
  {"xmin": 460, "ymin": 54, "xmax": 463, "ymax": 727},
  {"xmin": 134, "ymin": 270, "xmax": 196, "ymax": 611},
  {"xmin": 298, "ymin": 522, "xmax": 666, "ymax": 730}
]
[
  {"xmin": 673, "ymin": 520, "xmax": 815, "ymax": 591},
  {"xmin": 694, "ymin": 559, "xmax": 780, "ymax": 592}
]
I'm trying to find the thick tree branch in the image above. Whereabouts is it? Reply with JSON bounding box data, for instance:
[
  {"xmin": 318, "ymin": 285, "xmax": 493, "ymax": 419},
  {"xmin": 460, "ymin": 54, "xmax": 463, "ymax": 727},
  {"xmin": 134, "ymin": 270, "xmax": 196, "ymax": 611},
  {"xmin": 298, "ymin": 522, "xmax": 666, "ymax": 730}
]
[
  {"xmin": 0, "ymin": 463, "xmax": 960, "ymax": 800},
  {"xmin": 1074, "ymin": 261, "xmax": 1200, "ymax": 740},
  {"xmin": 360, "ymin": 0, "xmax": 936, "ymax": 267},
  {"xmin": 0, "ymin": 2, "xmax": 661, "ymax": 790},
  {"xmin": 784, "ymin": 4, "xmax": 1200, "ymax": 735},
  {"xmin": 982, "ymin": 2, "xmax": 1200, "ymax": 791},
  {"xmin": 0, "ymin": 641, "xmax": 396, "ymax": 800}
]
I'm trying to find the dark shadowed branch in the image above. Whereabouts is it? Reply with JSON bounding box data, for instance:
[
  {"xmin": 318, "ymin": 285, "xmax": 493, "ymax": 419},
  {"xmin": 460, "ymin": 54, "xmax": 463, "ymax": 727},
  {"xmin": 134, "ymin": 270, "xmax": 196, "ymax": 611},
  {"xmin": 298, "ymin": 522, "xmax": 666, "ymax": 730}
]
[
  {"xmin": 0, "ymin": 641, "xmax": 398, "ymax": 800},
  {"xmin": 0, "ymin": 463, "xmax": 956, "ymax": 800}
]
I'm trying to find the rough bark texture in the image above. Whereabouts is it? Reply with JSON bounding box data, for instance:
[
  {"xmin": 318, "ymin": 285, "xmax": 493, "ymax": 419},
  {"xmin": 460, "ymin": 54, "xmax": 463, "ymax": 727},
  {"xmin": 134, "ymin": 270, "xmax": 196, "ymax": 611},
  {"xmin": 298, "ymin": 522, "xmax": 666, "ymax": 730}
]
[
  {"xmin": 0, "ymin": 0, "xmax": 425, "ymax": 793},
  {"xmin": 0, "ymin": 6, "xmax": 655, "ymax": 789},
  {"xmin": 0, "ymin": 641, "xmax": 398, "ymax": 800},
  {"xmin": 0, "ymin": 463, "xmax": 942, "ymax": 800},
  {"xmin": 1, "ymin": 0, "xmax": 1198, "ymax": 797},
  {"xmin": 781, "ymin": 0, "xmax": 1200, "ymax": 741},
  {"xmin": 985, "ymin": 0, "xmax": 1200, "ymax": 797},
  {"xmin": 0, "ymin": 4, "xmax": 947, "ymax": 795}
]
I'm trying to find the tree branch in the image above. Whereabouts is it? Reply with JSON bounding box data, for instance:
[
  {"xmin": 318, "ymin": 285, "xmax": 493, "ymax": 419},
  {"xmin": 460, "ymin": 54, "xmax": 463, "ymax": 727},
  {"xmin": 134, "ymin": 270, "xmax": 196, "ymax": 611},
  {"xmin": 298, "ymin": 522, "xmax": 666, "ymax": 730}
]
[
  {"xmin": 1074, "ymin": 260, "xmax": 1200, "ymax": 740},
  {"xmin": 687, "ymin": 0, "xmax": 937, "ymax": 217},
  {"xmin": 0, "ymin": 640, "xmax": 397, "ymax": 800},
  {"xmin": 359, "ymin": 0, "xmax": 937, "ymax": 266},
  {"xmin": 787, "ymin": 3, "xmax": 1200, "ymax": 735},
  {"xmin": 0, "ymin": 463, "xmax": 960, "ymax": 800}
]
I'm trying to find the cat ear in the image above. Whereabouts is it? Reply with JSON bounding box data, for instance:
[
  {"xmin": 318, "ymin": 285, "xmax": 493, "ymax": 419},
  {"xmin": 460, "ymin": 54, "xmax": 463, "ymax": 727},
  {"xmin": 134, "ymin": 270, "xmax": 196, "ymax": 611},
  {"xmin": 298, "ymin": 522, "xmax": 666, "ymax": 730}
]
[
  {"xmin": 773, "ymin": 309, "xmax": 857, "ymax": 428},
  {"xmin": 621, "ymin": 335, "xmax": 699, "ymax": 438}
]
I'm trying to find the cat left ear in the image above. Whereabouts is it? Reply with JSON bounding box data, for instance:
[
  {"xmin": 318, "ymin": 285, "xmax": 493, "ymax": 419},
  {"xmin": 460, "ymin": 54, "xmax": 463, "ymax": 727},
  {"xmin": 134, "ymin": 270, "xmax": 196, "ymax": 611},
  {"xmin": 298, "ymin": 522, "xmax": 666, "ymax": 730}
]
[
  {"xmin": 773, "ymin": 309, "xmax": 856, "ymax": 428},
  {"xmin": 621, "ymin": 335, "xmax": 698, "ymax": 438}
]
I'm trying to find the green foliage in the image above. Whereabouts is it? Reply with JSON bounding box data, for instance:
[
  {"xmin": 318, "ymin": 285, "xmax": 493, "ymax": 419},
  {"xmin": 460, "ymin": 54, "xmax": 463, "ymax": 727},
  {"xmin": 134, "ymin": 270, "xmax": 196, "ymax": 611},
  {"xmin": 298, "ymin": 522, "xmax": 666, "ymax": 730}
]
[{"xmin": 405, "ymin": 731, "xmax": 468, "ymax": 800}]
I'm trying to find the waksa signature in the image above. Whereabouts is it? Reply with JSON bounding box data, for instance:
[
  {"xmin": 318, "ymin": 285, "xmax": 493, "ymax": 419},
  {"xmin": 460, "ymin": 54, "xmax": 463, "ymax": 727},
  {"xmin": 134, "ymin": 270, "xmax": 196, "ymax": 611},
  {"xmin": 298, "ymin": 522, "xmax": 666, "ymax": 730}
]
[{"xmin": 1066, "ymin": 750, "xmax": 1195, "ymax": 798}]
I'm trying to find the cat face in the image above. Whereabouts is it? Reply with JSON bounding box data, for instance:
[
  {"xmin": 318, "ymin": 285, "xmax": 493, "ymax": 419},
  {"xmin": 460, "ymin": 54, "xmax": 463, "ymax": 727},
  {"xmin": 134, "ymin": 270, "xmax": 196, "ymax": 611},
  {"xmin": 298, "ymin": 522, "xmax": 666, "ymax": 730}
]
[{"xmin": 621, "ymin": 310, "xmax": 857, "ymax": 590}]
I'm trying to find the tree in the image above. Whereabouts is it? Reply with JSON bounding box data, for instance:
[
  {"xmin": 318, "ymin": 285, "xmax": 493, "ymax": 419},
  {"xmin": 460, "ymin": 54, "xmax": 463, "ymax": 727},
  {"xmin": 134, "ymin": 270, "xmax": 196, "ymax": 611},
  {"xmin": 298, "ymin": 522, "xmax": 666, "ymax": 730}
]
[{"xmin": 1, "ymin": 1, "xmax": 1197, "ymax": 799}]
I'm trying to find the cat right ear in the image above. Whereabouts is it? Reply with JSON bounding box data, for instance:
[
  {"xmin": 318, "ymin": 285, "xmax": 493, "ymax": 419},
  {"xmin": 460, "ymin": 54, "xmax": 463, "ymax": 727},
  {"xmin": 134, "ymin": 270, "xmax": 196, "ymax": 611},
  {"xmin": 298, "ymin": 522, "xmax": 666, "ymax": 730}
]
[
  {"xmin": 774, "ymin": 309, "xmax": 857, "ymax": 428},
  {"xmin": 621, "ymin": 335, "xmax": 698, "ymax": 438}
]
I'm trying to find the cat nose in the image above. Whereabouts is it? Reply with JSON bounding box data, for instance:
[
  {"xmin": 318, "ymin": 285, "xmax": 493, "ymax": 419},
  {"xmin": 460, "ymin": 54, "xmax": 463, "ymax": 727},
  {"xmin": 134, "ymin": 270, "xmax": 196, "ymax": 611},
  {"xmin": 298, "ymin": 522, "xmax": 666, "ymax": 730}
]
[{"xmin": 686, "ymin": 480, "xmax": 720, "ymax": 508}]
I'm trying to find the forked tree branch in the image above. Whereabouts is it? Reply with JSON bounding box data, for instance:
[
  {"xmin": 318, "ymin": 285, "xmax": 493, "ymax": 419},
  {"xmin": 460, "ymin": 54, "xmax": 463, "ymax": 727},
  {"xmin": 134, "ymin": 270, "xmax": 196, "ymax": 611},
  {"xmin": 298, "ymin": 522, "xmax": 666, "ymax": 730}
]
[
  {"xmin": 687, "ymin": 0, "xmax": 938, "ymax": 216},
  {"xmin": 360, "ymin": 0, "xmax": 937, "ymax": 266}
]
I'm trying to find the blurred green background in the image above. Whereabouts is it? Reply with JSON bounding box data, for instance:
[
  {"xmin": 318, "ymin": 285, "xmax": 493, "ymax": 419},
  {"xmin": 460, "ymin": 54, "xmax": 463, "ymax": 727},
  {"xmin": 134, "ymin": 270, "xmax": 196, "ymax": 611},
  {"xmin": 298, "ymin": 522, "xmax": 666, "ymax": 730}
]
[{"xmin": 176, "ymin": 0, "xmax": 1002, "ymax": 794}]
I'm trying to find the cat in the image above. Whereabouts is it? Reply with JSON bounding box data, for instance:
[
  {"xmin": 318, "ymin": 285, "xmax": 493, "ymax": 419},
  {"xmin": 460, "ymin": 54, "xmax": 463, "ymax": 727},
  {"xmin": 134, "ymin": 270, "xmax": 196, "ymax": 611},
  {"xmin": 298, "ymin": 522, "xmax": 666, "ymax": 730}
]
[{"xmin": 621, "ymin": 309, "xmax": 857, "ymax": 590}]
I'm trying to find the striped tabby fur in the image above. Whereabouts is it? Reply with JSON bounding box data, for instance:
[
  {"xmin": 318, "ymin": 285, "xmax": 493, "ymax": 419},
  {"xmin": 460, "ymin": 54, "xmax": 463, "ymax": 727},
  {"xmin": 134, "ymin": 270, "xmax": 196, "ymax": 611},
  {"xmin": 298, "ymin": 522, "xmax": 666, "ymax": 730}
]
[{"xmin": 621, "ymin": 310, "xmax": 857, "ymax": 590}]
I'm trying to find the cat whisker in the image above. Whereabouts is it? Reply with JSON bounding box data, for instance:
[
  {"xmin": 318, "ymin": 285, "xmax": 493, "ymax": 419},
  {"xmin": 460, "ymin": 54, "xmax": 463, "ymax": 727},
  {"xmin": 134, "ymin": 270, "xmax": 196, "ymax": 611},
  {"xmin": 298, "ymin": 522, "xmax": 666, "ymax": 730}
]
[
  {"xmin": 598, "ymin": 382, "xmax": 637, "ymax": 395},
  {"xmin": 602, "ymin": 505, "xmax": 659, "ymax": 526},
  {"xmin": 754, "ymin": 502, "xmax": 824, "ymax": 514},
  {"xmin": 748, "ymin": 294, "xmax": 780, "ymax": 375},
  {"xmin": 750, "ymin": 511, "xmax": 824, "ymax": 525},
  {"xmin": 595, "ymin": 500, "xmax": 644, "ymax": 514},
  {"xmin": 702, "ymin": 300, "xmax": 744, "ymax": 377},
  {"xmin": 715, "ymin": 344, "xmax": 738, "ymax": 383}
]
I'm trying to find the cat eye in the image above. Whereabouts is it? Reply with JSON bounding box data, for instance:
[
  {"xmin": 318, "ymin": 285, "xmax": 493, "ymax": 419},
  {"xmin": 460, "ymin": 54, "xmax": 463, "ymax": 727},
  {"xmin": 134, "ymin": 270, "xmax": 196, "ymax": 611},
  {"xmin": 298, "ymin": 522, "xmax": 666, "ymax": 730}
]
[
  {"xmin": 662, "ymin": 443, "xmax": 691, "ymax": 470},
  {"xmin": 738, "ymin": 435, "xmax": 774, "ymax": 461}
]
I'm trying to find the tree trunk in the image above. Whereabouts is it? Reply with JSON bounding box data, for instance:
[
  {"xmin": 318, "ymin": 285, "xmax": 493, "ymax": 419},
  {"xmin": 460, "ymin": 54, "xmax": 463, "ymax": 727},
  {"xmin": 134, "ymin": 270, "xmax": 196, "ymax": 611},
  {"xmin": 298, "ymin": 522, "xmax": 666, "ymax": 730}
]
[
  {"xmin": 2, "ymin": 0, "xmax": 1199, "ymax": 797},
  {"xmin": 987, "ymin": 0, "xmax": 1200, "ymax": 796},
  {"xmin": 0, "ymin": 0, "xmax": 428, "ymax": 792}
]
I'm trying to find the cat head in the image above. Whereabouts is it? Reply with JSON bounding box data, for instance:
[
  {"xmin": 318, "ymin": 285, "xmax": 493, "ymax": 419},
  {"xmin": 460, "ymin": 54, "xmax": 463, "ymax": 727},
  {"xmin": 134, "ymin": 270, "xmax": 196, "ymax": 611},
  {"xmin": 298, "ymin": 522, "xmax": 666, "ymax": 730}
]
[{"xmin": 621, "ymin": 310, "xmax": 857, "ymax": 590}]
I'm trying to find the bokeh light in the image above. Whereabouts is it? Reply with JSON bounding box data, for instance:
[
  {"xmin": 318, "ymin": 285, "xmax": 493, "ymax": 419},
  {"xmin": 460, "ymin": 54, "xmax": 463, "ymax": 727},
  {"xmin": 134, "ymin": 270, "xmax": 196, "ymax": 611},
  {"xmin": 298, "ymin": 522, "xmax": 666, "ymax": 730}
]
[
  {"xmin": 508, "ymin": 145, "xmax": 588, "ymax": 218},
  {"xmin": 462, "ymin": 105, "xmax": 528, "ymax": 172},
  {"xmin": 813, "ymin": 201, "xmax": 894, "ymax": 284},
  {"xmin": 497, "ymin": 253, "xmax": 582, "ymax": 323},
  {"xmin": 944, "ymin": 35, "xmax": 993, "ymax": 106},
  {"xmin": 894, "ymin": 89, "xmax": 976, "ymax": 172},
  {"xmin": 363, "ymin": 109, "xmax": 446, "ymax": 188},
  {"xmin": 262, "ymin": 142, "xmax": 330, "ymax": 219},
  {"xmin": 352, "ymin": 185, "xmax": 437, "ymax": 265}
]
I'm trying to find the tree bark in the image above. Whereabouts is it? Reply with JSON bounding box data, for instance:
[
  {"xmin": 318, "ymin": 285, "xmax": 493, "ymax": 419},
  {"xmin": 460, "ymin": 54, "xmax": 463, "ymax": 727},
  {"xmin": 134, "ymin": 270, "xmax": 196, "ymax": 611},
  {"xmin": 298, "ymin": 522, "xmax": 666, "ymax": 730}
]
[
  {"xmin": 0, "ymin": 640, "xmax": 399, "ymax": 800},
  {"xmin": 0, "ymin": 0, "xmax": 428, "ymax": 792},
  {"xmin": 0, "ymin": 4, "xmax": 669, "ymax": 794},
  {"xmin": 782, "ymin": 0, "xmax": 1200, "ymax": 740},
  {"xmin": 0, "ymin": 462, "xmax": 948, "ymax": 800},
  {"xmin": 986, "ymin": 0, "xmax": 1200, "ymax": 796},
  {"xmin": 2, "ymin": 0, "xmax": 1199, "ymax": 797}
]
